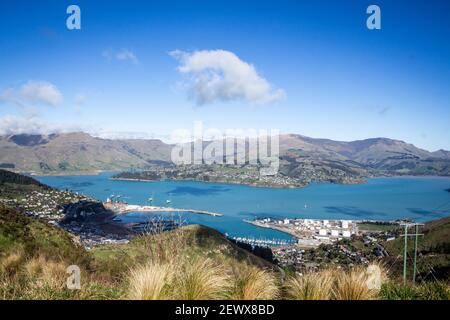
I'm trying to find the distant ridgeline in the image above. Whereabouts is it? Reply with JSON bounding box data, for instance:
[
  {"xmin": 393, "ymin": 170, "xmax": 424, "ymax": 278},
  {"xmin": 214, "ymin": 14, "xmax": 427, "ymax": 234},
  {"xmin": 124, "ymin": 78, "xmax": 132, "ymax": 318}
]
[{"xmin": 0, "ymin": 133, "xmax": 449, "ymax": 180}]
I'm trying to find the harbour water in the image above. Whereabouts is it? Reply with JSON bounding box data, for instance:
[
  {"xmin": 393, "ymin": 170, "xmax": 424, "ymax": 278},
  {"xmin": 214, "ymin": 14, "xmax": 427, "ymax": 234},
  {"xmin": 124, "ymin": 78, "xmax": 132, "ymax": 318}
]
[{"xmin": 36, "ymin": 173, "xmax": 450, "ymax": 240}]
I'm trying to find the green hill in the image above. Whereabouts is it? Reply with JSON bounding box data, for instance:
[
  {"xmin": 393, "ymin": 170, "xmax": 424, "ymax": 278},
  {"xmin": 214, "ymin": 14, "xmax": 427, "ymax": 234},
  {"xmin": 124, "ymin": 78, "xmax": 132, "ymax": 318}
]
[
  {"xmin": 383, "ymin": 216, "xmax": 450, "ymax": 281},
  {"xmin": 0, "ymin": 205, "xmax": 89, "ymax": 265},
  {"xmin": 0, "ymin": 169, "xmax": 50, "ymax": 199},
  {"xmin": 1, "ymin": 184, "xmax": 277, "ymax": 300},
  {"xmin": 90, "ymin": 224, "xmax": 275, "ymax": 277}
]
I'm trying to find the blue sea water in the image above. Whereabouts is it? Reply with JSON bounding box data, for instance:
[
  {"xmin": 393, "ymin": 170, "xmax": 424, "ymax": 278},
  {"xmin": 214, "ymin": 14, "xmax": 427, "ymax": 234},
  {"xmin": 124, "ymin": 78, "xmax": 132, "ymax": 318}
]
[{"xmin": 36, "ymin": 173, "xmax": 450, "ymax": 240}]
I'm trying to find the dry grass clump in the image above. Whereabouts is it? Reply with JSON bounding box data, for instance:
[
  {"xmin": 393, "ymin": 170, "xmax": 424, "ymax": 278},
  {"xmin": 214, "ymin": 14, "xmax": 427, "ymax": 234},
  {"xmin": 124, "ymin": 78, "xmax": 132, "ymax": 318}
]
[
  {"xmin": 126, "ymin": 258, "xmax": 231, "ymax": 300},
  {"xmin": 333, "ymin": 263, "xmax": 386, "ymax": 300},
  {"xmin": 127, "ymin": 262, "xmax": 173, "ymax": 300},
  {"xmin": 0, "ymin": 251, "xmax": 25, "ymax": 277},
  {"xmin": 0, "ymin": 254, "xmax": 73, "ymax": 300},
  {"xmin": 20, "ymin": 256, "xmax": 69, "ymax": 299},
  {"xmin": 286, "ymin": 263, "xmax": 386, "ymax": 300},
  {"xmin": 172, "ymin": 258, "xmax": 230, "ymax": 300},
  {"xmin": 286, "ymin": 270, "xmax": 335, "ymax": 300},
  {"xmin": 231, "ymin": 266, "xmax": 279, "ymax": 300},
  {"xmin": 333, "ymin": 267, "xmax": 378, "ymax": 300},
  {"xmin": 138, "ymin": 216, "xmax": 189, "ymax": 265},
  {"xmin": 24, "ymin": 256, "xmax": 67, "ymax": 290}
]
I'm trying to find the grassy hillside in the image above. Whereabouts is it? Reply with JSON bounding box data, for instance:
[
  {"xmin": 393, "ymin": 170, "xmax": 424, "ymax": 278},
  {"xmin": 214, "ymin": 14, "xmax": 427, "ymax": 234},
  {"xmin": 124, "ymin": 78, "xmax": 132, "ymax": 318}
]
[
  {"xmin": 1, "ymin": 204, "xmax": 449, "ymax": 299},
  {"xmin": 91, "ymin": 224, "xmax": 275, "ymax": 276},
  {"xmin": 0, "ymin": 202, "xmax": 279, "ymax": 299},
  {"xmin": 0, "ymin": 169, "xmax": 50, "ymax": 199},
  {"xmin": 0, "ymin": 205, "xmax": 103, "ymax": 299},
  {"xmin": 383, "ymin": 216, "xmax": 450, "ymax": 281},
  {"xmin": 0, "ymin": 205, "xmax": 88, "ymax": 263}
]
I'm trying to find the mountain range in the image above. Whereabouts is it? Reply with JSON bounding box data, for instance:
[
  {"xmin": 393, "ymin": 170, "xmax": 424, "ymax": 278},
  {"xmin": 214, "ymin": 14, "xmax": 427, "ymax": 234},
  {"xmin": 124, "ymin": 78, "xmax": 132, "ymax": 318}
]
[{"xmin": 0, "ymin": 132, "xmax": 449, "ymax": 177}]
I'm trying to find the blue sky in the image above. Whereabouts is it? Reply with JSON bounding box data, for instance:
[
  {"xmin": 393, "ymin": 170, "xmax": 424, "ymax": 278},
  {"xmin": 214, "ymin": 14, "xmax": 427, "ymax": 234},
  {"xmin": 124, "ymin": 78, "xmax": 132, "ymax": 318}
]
[{"xmin": 0, "ymin": 0, "xmax": 449, "ymax": 150}]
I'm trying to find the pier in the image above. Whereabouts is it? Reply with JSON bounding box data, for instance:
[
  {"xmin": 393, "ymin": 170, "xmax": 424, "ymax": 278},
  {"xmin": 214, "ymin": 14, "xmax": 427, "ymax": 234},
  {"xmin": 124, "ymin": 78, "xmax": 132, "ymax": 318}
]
[{"xmin": 104, "ymin": 202, "xmax": 223, "ymax": 217}]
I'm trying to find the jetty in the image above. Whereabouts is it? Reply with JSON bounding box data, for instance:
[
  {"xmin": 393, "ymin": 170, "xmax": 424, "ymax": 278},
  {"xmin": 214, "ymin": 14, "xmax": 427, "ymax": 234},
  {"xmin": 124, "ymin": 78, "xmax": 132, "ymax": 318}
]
[{"xmin": 104, "ymin": 202, "xmax": 223, "ymax": 217}]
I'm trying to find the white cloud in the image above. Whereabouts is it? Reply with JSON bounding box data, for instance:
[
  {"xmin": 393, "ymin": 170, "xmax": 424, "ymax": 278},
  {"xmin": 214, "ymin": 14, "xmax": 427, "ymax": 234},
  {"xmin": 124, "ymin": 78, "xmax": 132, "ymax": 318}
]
[
  {"xmin": 0, "ymin": 81, "xmax": 63, "ymax": 107},
  {"xmin": 0, "ymin": 115, "xmax": 83, "ymax": 135},
  {"xmin": 116, "ymin": 49, "xmax": 139, "ymax": 64},
  {"xmin": 0, "ymin": 115, "xmax": 47, "ymax": 135},
  {"xmin": 170, "ymin": 49, "xmax": 285, "ymax": 105},
  {"xmin": 103, "ymin": 48, "xmax": 139, "ymax": 64},
  {"xmin": 0, "ymin": 116, "xmax": 179, "ymax": 143},
  {"xmin": 90, "ymin": 130, "xmax": 163, "ymax": 140},
  {"xmin": 20, "ymin": 81, "xmax": 63, "ymax": 106}
]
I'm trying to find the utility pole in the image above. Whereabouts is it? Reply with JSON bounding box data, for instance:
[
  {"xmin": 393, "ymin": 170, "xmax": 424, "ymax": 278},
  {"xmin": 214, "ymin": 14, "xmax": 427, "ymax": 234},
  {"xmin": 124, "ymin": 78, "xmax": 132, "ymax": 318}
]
[
  {"xmin": 412, "ymin": 224, "xmax": 424, "ymax": 285},
  {"xmin": 400, "ymin": 223, "xmax": 424, "ymax": 285},
  {"xmin": 402, "ymin": 224, "xmax": 408, "ymax": 285}
]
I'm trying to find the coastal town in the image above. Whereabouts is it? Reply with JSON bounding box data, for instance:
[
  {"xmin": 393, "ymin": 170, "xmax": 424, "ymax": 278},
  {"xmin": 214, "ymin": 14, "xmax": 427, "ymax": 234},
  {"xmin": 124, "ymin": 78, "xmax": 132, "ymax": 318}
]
[
  {"xmin": 248, "ymin": 217, "xmax": 358, "ymax": 247},
  {"xmin": 0, "ymin": 172, "xmax": 134, "ymax": 248},
  {"xmin": 112, "ymin": 164, "xmax": 309, "ymax": 188},
  {"xmin": 246, "ymin": 217, "xmax": 399, "ymax": 270},
  {"xmin": 111, "ymin": 154, "xmax": 370, "ymax": 189},
  {"xmin": 0, "ymin": 188, "xmax": 93, "ymax": 223}
]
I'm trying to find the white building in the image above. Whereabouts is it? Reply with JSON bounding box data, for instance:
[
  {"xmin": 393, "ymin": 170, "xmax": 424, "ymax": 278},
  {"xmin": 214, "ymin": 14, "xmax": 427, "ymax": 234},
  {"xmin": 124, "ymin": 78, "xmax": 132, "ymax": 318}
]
[
  {"xmin": 342, "ymin": 230, "xmax": 351, "ymax": 238},
  {"xmin": 341, "ymin": 220, "xmax": 349, "ymax": 229},
  {"xmin": 319, "ymin": 229, "xmax": 327, "ymax": 236},
  {"xmin": 331, "ymin": 230, "xmax": 339, "ymax": 237}
]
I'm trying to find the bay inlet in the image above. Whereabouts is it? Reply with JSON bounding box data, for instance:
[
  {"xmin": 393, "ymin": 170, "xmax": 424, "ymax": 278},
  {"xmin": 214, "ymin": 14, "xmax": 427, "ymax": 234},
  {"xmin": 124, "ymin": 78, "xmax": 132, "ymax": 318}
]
[{"xmin": 36, "ymin": 173, "xmax": 450, "ymax": 240}]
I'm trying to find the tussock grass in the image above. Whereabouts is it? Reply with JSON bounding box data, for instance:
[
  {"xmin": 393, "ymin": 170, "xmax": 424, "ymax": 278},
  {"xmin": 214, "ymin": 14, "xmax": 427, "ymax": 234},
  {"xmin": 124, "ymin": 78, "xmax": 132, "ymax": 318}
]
[
  {"xmin": 138, "ymin": 217, "xmax": 189, "ymax": 265},
  {"xmin": 333, "ymin": 267, "xmax": 378, "ymax": 300},
  {"xmin": 286, "ymin": 263, "xmax": 385, "ymax": 300},
  {"xmin": 172, "ymin": 258, "xmax": 230, "ymax": 300},
  {"xmin": 286, "ymin": 270, "xmax": 335, "ymax": 300},
  {"xmin": 24, "ymin": 256, "xmax": 67, "ymax": 291},
  {"xmin": 127, "ymin": 262, "xmax": 173, "ymax": 300},
  {"xmin": 0, "ymin": 254, "xmax": 69, "ymax": 299},
  {"xmin": 126, "ymin": 258, "xmax": 231, "ymax": 300},
  {"xmin": 0, "ymin": 251, "xmax": 25, "ymax": 277},
  {"xmin": 231, "ymin": 266, "xmax": 279, "ymax": 300}
]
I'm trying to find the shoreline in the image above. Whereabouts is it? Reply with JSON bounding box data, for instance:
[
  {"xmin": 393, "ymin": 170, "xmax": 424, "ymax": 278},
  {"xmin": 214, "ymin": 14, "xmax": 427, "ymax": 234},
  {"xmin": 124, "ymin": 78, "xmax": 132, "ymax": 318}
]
[
  {"xmin": 111, "ymin": 177, "xmax": 310, "ymax": 189},
  {"xmin": 20, "ymin": 169, "xmax": 450, "ymax": 189},
  {"xmin": 110, "ymin": 175, "xmax": 450, "ymax": 191},
  {"xmin": 244, "ymin": 218, "xmax": 406, "ymax": 246},
  {"xmin": 29, "ymin": 170, "xmax": 116, "ymax": 177},
  {"xmin": 244, "ymin": 219, "xmax": 300, "ymax": 239}
]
